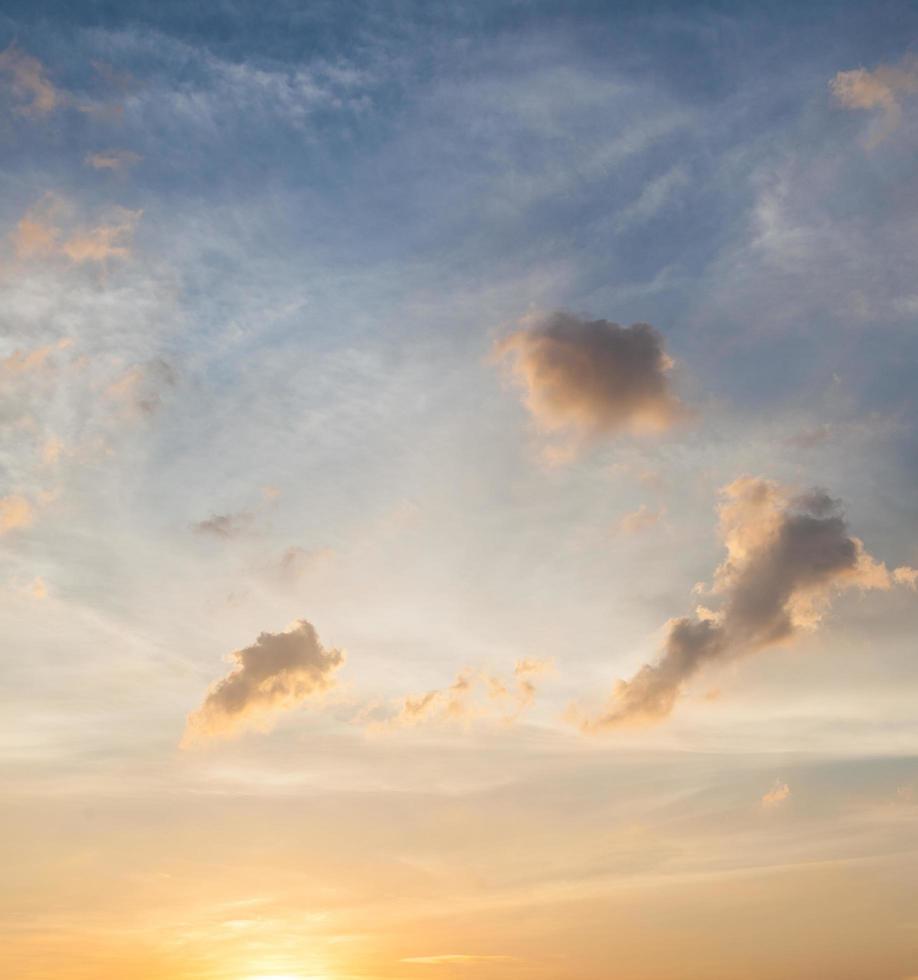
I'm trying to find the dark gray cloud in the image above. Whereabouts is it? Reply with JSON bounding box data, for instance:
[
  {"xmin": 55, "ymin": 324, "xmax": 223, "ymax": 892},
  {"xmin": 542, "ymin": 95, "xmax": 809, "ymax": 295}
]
[
  {"xmin": 494, "ymin": 312, "xmax": 687, "ymax": 440},
  {"xmin": 191, "ymin": 510, "xmax": 255, "ymax": 538},
  {"xmin": 578, "ymin": 478, "xmax": 914, "ymax": 730},
  {"xmin": 183, "ymin": 619, "xmax": 344, "ymax": 741}
]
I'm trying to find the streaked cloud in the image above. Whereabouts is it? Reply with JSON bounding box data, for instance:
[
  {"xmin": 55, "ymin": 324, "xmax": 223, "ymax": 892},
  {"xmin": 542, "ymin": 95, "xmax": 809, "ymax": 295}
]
[
  {"xmin": 84, "ymin": 150, "xmax": 142, "ymax": 172},
  {"xmin": 576, "ymin": 477, "xmax": 917, "ymax": 731},
  {"xmin": 401, "ymin": 954, "xmax": 518, "ymax": 964},
  {"xmin": 9, "ymin": 198, "xmax": 141, "ymax": 266},
  {"xmin": 494, "ymin": 312, "xmax": 687, "ymax": 444},
  {"xmin": 614, "ymin": 504, "xmax": 663, "ymax": 536},
  {"xmin": 183, "ymin": 619, "xmax": 344, "ymax": 742}
]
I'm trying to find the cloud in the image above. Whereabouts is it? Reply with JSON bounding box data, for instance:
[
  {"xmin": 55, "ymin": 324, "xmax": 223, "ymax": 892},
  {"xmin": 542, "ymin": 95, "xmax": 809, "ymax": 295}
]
[
  {"xmin": 375, "ymin": 659, "xmax": 553, "ymax": 730},
  {"xmin": 614, "ymin": 504, "xmax": 663, "ymax": 536},
  {"xmin": 831, "ymin": 54, "xmax": 918, "ymax": 144},
  {"xmin": 0, "ymin": 45, "xmax": 59, "ymax": 116},
  {"xmin": 1, "ymin": 339, "xmax": 72, "ymax": 377},
  {"xmin": 191, "ymin": 511, "xmax": 255, "ymax": 538},
  {"xmin": 104, "ymin": 358, "xmax": 175, "ymax": 416},
  {"xmin": 761, "ymin": 780, "xmax": 791, "ymax": 807},
  {"xmin": 9, "ymin": 198, "xmax": 142, "ymax": 266},
  {"xmin": 84, "ymin": 150, "xmax": 142, "ymax": 172},
  {"xmin": 0, "ymin": 495, "xmax": 34, "ymax": 534},
  {"xmin": 494, "ymin": 312, "xmax": 686, "ymax": 443},
  {"xmin": 576, "ymin": 477, "xmax": 916, "ymax": 731},
  {"xmin": 183, "ymin": 619, "xmax": 344, "ymax": 742}
]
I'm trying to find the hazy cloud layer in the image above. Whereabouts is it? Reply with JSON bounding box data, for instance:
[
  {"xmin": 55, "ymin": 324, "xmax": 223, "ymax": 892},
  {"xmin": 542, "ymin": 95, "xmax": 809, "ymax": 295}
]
[
  {"xmin": 183, "ymin": 619, "xmax": 344, "ymax": 742},
  {"xmin": 495, "ymin": 312, "xmax": 686, "ymax": 441},
  {"xmin": 577, "ymin": 477, "xmax": 916, "ymax": 731},
  {"xmin": 832, "ymin": 53, "xmax": 918, "ymax": 144}
]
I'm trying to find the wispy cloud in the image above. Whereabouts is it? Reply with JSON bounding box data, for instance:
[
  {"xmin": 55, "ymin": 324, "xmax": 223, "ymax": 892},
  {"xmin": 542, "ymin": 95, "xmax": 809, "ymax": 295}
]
[
  {"xmin": 0, "ymin": 45, "xmax": 59, "ymax": 116},
  {"xmin": 831, "ymin": 53, "xmax": 918, "ymax": 144},
  {"xmin": 9, "ymin": 197, "xmax": 142, "ymax": 267},
  {"xmin": 84, "ymin": 149, "xmax": 142, "ymax": 172},
  {"xmin": 372, "ymin": 659, "xmax": 553, "ymax": 731}
]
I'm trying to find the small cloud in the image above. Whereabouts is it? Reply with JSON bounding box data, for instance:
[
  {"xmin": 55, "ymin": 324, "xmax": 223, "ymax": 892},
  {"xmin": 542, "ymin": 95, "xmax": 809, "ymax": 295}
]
[
  {"xmin": 761, "ymin": 780, "xmax": 791, "ymax": 807},
  {"xmin": 785, "ymin": 424, "xmax": 832, "ymax": 449},
  {"xmin": 0, "ymin": 45, "xmax": 59, "ymax": 116},
  {"xmin": 0, "ymin": 494, "xmax": 34, "ymax": 534},
  {"xmin": 494, "ymin": 311, "xmax": 688, "ymax": 451},
  {"xmin": 613, "ymin": 504, "xmax": 663, "ymax": 536},
  {"xmin": 105, "ymin": 358, "xmax": 175, "ymax": 416},
  {"xmin": 268, "ymin": 545, "xmax": 333, "ymax": 583},
  {"xmin": 84, "ymin": 149, "xmax": 142, "ymax": 172},
  {"xmin": 192, "ymin": 511, "xmax": 255, "ymax": 539},
  {"xmin": 372, "ymin": 659, "xmax": 553, "ymax": 731},
  {"xmin": 893, "ymin": 565, "xmax": 918, "ymax": 589},
  {"xmin": 9, "ymin": 197, "xmax": 141, "ymax": 267},
  {"xmin": 183, "ymin": 619, "xmax": 344, "ymax": 743},
  {"xmin": 831, "ymin": 53, "xmax": 918, "ymax": 144}
]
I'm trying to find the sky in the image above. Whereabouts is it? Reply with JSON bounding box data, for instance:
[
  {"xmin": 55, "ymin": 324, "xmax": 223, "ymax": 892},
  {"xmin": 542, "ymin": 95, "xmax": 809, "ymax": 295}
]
[{"xmin": 2, "ymin": 2, "xmax": 918, "ymax": 978}]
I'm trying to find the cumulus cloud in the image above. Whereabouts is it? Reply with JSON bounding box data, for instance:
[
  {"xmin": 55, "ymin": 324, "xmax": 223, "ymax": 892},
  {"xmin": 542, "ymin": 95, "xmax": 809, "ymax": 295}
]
[
  {"xmin": 576, "ymin": 477, "xmax": 917, "ymax": 731},
  {"xmin": 761, "ymin": 780, "xmax": 791, "ymax": 807},
  {"xmin": 0, "ymin": 495, "xmax": 34, "ymax": 534},
  {"xmin": 373, "ymin": 659, "xmax": 553, "ymax": 730},
  {"xmin": 831, "ymin": 54, "xmax": 918, "ymax": 144},
  {"xmin": 494, "ymin": 312, "xmax": 686, "ymax": 443},
  {"xmin": 183, "ymin": 619, "xmax": 344, "ymax": 742},
  {"xmin": 0, "ymin": 45, "xmax": 59, "ymax": 116}
]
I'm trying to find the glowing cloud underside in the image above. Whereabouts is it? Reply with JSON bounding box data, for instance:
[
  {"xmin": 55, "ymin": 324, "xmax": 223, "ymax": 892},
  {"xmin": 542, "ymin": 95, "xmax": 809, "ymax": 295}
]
[{"xmin": 183, "ymin": 619, "xmax": 344, "ymax": 743}]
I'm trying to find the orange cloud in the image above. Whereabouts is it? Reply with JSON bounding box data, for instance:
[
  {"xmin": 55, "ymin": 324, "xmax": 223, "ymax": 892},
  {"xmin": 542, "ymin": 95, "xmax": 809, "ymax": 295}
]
[
  {"xmin": 376, "ymin": 658, "xmax": 553, "ymax": 730},
  {"xmin": 576, "ymin": 477, "xmax": 915, "ymax": 731},
  {"xmin": 831, "ymin": 54, "xmax": 918, "ymax": 144},
  {"xmin": 0, "ymin": 495, "xmax": 34, "ymax": 534},
  {"xmin": 0, "ymin": 45, "xmax": 59, "ymax": 116},
  {"xmin": 10, "ymin": 198, "xmax": 141, "ymax": 267},
  {"xmin": 183, "ymin": 619, "xmax": 344, "ymax": 743},
  {"xmin": 761, "ymin": 780, "xmax": 791, "ymax": 807}
]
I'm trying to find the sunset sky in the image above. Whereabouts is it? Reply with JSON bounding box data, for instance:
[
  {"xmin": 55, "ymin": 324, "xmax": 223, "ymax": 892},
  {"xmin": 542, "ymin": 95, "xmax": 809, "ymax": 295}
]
[{"xmin": 3, "ymin": 2, "xmax": 918, "ymax": 978}]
